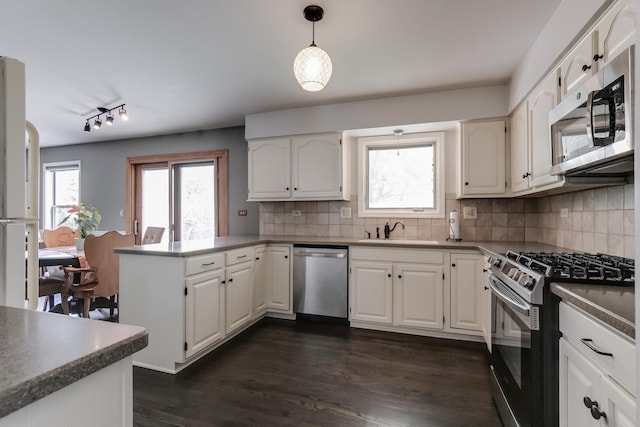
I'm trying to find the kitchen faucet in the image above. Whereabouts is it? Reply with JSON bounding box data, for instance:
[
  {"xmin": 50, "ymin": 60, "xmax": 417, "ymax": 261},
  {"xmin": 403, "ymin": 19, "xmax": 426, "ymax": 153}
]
[{"xmin": 384, "ymin": 221, "xmax": 404, "ymax": 239}]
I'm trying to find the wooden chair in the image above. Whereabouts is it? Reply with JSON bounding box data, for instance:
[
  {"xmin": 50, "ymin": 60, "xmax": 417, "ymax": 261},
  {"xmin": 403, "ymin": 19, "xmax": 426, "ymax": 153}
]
[
  {"xmin": 42, "ymin": 226, "xmax": 81, "ymax": 248},
  {"xmin": 38, "ymin": 276, "xmax": 65, "ymax": 311},
  {"xmin": 61, "ymin": 231, "xmax": 134, "ymax": 319},
  {"xmin": 141, "ymin": 226, "xmax": 165, "ymax": 244}
]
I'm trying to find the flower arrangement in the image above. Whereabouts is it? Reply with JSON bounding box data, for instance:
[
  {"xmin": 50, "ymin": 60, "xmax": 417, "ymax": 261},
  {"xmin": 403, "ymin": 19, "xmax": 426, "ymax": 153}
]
[{"xmin": 59, "ymin": 203, "xmax": 102, "ymax": 238}]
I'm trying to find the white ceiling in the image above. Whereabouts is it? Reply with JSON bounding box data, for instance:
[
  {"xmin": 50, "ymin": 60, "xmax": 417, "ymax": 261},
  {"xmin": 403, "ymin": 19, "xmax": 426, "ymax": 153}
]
[{"xmin": 2, "ymin": 0, "xmax": 561, "ymax": 147}]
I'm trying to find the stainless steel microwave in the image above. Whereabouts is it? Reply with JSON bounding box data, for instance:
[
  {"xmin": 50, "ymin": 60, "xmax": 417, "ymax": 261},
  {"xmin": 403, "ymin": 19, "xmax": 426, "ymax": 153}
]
[{"xmin": 550, "ymin": 45, "xmax": 634, "ymax": 178}]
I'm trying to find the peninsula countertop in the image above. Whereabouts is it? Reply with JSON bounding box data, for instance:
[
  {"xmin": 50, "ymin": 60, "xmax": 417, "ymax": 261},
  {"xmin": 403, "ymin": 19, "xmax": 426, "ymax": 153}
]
[{"xmin": 0, "ymin": 306, "xmax": 148, "ymax": 418}]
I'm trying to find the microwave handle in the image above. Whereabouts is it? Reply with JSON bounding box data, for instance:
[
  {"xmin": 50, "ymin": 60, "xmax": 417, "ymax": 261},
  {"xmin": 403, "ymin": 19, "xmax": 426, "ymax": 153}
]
[{"xmin": 586, "ymin": 90, "xmax": 596, "ymax": 146}]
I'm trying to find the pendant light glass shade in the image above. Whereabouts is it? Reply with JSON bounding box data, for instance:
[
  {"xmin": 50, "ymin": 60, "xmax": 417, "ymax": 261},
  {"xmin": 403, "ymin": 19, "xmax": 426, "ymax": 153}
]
[{"xmin": 293, "ymin": 43, "xmax": 333, "ymax": 92}]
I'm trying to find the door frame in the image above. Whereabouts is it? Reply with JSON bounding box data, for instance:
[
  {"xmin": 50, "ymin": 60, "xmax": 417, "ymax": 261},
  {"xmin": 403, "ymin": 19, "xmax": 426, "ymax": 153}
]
[{"xmin": 126, "ymin": 150, "xmax": 229, "ymax": 243}]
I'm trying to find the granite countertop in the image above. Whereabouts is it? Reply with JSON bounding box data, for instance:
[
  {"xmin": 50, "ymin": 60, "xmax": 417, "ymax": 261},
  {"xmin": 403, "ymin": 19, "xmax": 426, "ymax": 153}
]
[
  {"xmin": 113, "ymin": 234, "xmax": 570, "ymax": 257},
  {"xmin": 551, "ymin": 283, "xmax": 635, "ymax": 339},
  {"xmin": 0, "ymin": 306, "xmax": 148, "ymax": 418}
]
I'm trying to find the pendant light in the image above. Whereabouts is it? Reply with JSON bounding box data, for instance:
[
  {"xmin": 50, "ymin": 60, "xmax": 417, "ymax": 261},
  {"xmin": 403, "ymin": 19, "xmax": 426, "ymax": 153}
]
[
  {"xmin": 82, "ymin": 103, "xmax": 127, "ymax": 132},
  {"xmin": 293, "ymin": 5, "xmax": 333, "ymax": 92}
]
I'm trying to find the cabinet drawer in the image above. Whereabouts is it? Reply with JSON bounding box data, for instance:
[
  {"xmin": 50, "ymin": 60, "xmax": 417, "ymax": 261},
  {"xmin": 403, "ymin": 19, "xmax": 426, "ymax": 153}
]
[
  {"xmin": 560, "ymin": 302, "xmax": 636, "ymax": 395},
  {"xmin": 185, "ymin": 253, "xmax": 225, "ymax": 276},
  {"xmin": 226, "ymin": 247, "xmax": 255, "ymax": 266}
]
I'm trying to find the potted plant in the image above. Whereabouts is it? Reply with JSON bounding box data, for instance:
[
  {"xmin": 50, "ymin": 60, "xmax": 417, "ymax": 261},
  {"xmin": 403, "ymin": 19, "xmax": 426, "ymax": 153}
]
[{"xmin": 59, "ymin": 203, "xmax": 102, "ymax": 250}]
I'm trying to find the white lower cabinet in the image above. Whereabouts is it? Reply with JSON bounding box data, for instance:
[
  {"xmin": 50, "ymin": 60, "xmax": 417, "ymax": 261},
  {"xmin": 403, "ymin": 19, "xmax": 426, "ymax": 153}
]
[
  {"xmin": 481, "ymin": 257, "xmax": 492, "ymax": 351},
  {"xmin": 559, "ymin": 302, "xmax": 636, "ymax": 427},
  {"xmin": 253, "ymin": 246, "xmax": 268, "ymax": 317},
  {"xmin": 267, "ymin": 245, "xmax": 292, "ymax": 312},
  {"xmin": 449, "ymin": 252, "xmax": 484, "ymax": 332},
  {"xmin": 350, "ymin": 261, "xmax": 393, "ymax": 324},
  {"xmin": 393, "ymin": 263, "xmax": 444, "ymax": 329},
  {"xmin": 225, "ymin": 260, "xmax": 254, "ymax": 335},
  {"xmin": 185, "ymin": 268, "xmax": 225, "ymax": 358}
]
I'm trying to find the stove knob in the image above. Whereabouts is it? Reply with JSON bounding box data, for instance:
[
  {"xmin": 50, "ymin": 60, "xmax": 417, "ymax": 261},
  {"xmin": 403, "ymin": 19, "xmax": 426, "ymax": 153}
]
[
  {"xmin": 512, "ymin": 270, "xmax": 522, "ymax": 281},
  {"xmin": 508, "ymin": 267, "xmax": 518, "ymax": 278},
  {"xmin": 521, "ymin": 276, "xmax": 535, "ymax": 289}
]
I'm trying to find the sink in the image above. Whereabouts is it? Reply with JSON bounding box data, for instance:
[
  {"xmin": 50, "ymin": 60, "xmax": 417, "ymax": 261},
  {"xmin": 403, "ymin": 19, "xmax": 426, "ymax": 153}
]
[{"xmin": 357, "ymin": 239, "xmax": 438, "ymax": 245}]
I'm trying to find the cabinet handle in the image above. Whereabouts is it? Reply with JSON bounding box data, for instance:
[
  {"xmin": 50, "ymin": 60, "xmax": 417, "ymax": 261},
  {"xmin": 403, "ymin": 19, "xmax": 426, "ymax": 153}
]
[
  {"xmin": 398, "ymin": 275, "xmax": 402, "ymax": 279},
  {"xmin": 464, "ymin": 182, "xmax": 469, "ymax": 186},
  {"xmin": 284, "ymin": 255, "xmax": 288, "ymax": 259},
  {"xmin": 286, "ymin": 187, "xmax": 290, "ymax": 191},
  {"xmin": 593, "ymin": 53, "xmax": 603, "ymax": 62},
  {"xmin": 228, "ymin": 278, "xmax": 233, "ymax": 283},
  {"xmin": 582, "ymin": 64, "xmax": 591, "ymax": 72},
  {"xmin": 221, "ymin": 280, "xmax": 226, "ymax": 284},
  {"xmin": 580, "ymin": 338, "xmax": 613, "ymax": 357},
  {"xmin": 484, "ymin": 286, "xmax": 489, "ymax": 290},
  {"xmin": 482, "ymin": 269, "xmax": 488, "ymax": 272},
  {"xmin": 387, "ymin": 273, "xmax": 392, "ymax": 278},
  {"xmin": 522, "ymin": 172, "xmax": 531, "ymax": 179},
  {"xmin": 294, "ymin": 187, "xmax": 298, "ymax": 191},
  {"xmin": 583, "ymin": 397, "xmax": 607, "ymax": 420},
  {"xmin": 255, "ymin": 257, "xmax": 260, "ymax": 260},
  {"xmin": 451, "ymin": 263, "xmax": 456, "ymax": 267},
  {"xmin": 237, "ymin": 255, "xmax": 247, "ymax": 259},
  {"xmin": 201, "ymin": 261, "xmax": 216, "ymax": 266}
]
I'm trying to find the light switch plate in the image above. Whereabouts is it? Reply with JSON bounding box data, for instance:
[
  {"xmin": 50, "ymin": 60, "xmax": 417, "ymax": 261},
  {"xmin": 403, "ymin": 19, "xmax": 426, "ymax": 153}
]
[
  {"xmin": 341, "ymin": 207, "xmax": 352, "ymax": 218},
  {"xmin": 292, "ymin": 210, "xmax": 302, "ymax": 217},
  {"xmin": 463, "ymin": 206, "xmax": 477, "ymax": 219}
]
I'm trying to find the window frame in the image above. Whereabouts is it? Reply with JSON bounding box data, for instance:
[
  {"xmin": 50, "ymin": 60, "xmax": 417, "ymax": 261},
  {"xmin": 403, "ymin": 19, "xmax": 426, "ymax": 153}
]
[
  {"xmin": 357, "ymin": 132, "xmax": 445, "ymax": 218},
  {"xmin": 42, "ymin": 160, "xmax": 81, "ymax": 229}
]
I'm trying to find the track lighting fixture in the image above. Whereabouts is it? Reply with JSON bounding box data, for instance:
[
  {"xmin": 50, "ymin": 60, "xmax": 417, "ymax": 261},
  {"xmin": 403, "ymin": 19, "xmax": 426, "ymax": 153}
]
[{"xmin": 82, "ymin": 103, "xmax": 127, "ymax": 132}]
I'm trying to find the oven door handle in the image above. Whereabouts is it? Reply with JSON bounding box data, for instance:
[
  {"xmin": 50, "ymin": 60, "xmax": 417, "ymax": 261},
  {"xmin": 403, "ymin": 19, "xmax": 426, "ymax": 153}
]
[{"xmin": 489, "ymin": 275, "xmax": 531, "ymax": 317}]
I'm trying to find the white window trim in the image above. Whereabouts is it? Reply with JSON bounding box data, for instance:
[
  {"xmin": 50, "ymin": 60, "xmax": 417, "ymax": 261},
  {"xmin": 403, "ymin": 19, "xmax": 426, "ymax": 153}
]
[
  {"xmin": 357, "ymin": 132, "xmax": 445, "ymax": 218},
  {"xmin": 42, "ymin": 160, "xmax": 81, "ymax": 229}
]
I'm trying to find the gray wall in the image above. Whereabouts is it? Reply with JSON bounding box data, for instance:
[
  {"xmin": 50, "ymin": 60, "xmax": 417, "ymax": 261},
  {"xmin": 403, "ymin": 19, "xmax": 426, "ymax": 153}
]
[{"xmin": 40, "ymin": 126, "xmax": 259, "ymax": 236}]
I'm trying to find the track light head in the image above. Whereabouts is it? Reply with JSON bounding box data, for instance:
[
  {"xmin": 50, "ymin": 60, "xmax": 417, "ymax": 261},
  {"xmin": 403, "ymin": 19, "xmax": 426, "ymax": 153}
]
[
  {"xmin": 84, "ymin": 121, "xmax": 91, "ymax": 132},
  {"xmin": 93, "ymin": 118, "xmax": 102, "ymax": 130},
  {"xmin": 105, "ymin": 114, "xmax": 114, "ymax": 125},
  {"xmin": 119, "ymin": 107, "xmax": 128, "ymax": 121}
]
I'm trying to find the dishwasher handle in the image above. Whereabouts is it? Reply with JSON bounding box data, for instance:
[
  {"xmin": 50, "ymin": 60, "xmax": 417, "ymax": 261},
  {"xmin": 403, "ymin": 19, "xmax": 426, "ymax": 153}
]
[{"xmin": 294, "ymin": 251, "xmax": 346, "ymax": 259}]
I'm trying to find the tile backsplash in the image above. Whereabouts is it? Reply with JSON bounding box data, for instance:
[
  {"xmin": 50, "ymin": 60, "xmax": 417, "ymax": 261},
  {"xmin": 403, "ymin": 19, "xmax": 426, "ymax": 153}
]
[{"xmin": 258, "ymin": 184, "xmax": 634, "ymax": 258}]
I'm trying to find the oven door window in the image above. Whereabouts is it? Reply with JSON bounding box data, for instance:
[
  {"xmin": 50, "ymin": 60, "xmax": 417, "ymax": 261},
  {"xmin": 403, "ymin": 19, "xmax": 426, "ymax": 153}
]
[{"xmin": 491, "ymin": 297, "xmax": 534, "ymax": 425}]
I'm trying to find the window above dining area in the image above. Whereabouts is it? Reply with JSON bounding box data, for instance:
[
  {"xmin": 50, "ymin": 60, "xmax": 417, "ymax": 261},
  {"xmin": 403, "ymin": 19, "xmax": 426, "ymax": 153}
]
[{"xmin": 42, "ymin": 161, "xmax": 80, "ymax": 229}]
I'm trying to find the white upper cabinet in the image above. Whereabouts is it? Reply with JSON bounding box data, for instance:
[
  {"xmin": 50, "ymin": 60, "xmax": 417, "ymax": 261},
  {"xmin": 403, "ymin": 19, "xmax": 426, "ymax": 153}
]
[
  {"xmin": 291, "ymin": 134, "xmax": 342, "ymax": 199},
  {"xmin": 510, "ymin": 102, "xmax": 529, "ymax": 194},
  {"xmin": 527, "ymin": 71, "xmax": 561, "ymax": 189},
  {"xmin": 247, "ymin": 132, "xmax": 349, "ymax": 201},
  {"xmin": 559, "ymin": 34, "xmax": 596, "ymax": 99},
  {"xmin": 596, "ymin": 0, "xmax": 637, "ymax": 66},
  {"xmin": 247, "ymin": 137, "xmax": 291, "ymax": 199},
  {"xmin": 458, "ymin": 120, "xmax": 506, "ymax": 197}
]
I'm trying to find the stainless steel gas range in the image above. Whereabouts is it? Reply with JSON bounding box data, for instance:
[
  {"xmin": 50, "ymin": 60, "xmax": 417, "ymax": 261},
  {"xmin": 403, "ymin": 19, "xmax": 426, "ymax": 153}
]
[{"xmin": 487, "ymin": 250, "xmax": 635, "ymax": 427}]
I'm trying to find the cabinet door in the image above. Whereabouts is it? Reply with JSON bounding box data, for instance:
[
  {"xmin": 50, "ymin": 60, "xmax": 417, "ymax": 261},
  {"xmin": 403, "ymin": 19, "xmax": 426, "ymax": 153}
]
[
  {"xmin": 225, "ymin": 262, "xmax": 254, "ymax": 334},
  {"xmin": 510, "ymin": 102, "xmax": 529, "ymax": 193},
  {"xmin": 559, "ymin": 338, "xmax": 601, "ymax": 427},
  {"xmin": 560, "ymin": 34, "xmax": 596, "ymax": 99},
  {"xmin": 185, "ymin": 269, "xmax": 225, "ymax": 358},
  {"xmin": 393, "ymin": 263, "xmax": 444, "ymax": 330},
  {"xmin": 253, "ymin": 247, "xmax": 267, "ymax": 316},
  {"xmin": 599, "ymin": 374, "xmax": 637, "ymax": 427},
  {"xmin": 528, "ymin": 72, "xmax": 561, "ymax": 188},
  {"xmin": 460, "ymin": 120, "xmax": 506, "ymax": 195},
  {"xmin": 350, "ymin": 261, "xmax": 393, "ymax": 324},
  {"xmin": 596, "ymin": 0, "xmax": 636, "ymax": 66},
  {"xmin": 268, "ymin": 246, "xmax": 291, "ymax": 312},
  {"xmin": 481, "ymin": 258, "xmax": 492, "ymax": 351},
  {"xmin": 247, "ymin": 138, "xmax": 291, "ymax": 199},
  {"xmin": 450, "ymin": 253, "xmax": 484, "ymax": 332},
  {"xmin": 291, "ymin": 133, "xmax": 342, "ymax": 199}
]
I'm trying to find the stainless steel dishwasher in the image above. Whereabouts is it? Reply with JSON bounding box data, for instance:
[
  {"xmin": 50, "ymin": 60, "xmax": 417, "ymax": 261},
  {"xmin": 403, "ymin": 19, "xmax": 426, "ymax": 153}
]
[{"xmin": 293, "ymin": 245, "xmax": 348, "ymax": 319}]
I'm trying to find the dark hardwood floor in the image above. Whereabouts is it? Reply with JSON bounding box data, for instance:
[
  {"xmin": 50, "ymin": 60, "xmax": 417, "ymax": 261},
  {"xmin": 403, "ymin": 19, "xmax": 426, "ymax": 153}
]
[{"xmin": 133, "ymin": 318, "xmax": 502, "ymax": 427}]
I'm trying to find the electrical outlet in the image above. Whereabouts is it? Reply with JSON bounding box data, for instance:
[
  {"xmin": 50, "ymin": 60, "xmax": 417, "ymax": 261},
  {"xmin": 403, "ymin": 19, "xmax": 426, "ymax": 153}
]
[
  {"xmin": 237, "ymin": 210, "xmax": 248, "ymax": 216},
  {"xmin": 292, "ymin": 210, "xmax": 302, "ymax": 217},
  {"xmin": 340, "ymin": 207, "xmax": 352, "ymax": 218},
  {"xmin": 463, "ymin": 206, "xmax": 477, "ymax": 219},
  {"xmin": 560, "ymin": 208, "xmax": 569, "ymax": 218}
]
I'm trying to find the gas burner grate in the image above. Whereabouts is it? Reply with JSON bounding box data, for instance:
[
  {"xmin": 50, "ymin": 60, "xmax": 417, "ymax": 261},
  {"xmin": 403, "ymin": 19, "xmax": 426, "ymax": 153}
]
[{"xmin": 505, "ymin": 251, "xmax": 634, "ymax": 286}]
